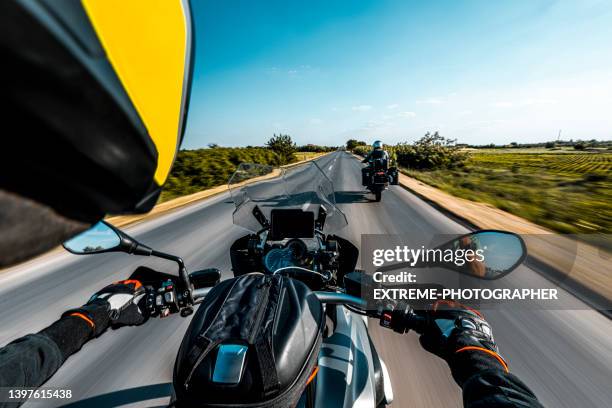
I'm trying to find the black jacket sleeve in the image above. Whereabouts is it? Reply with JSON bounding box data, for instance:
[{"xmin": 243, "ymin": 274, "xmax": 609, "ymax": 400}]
[
  {"xmin": 0, "ymin": 316, "xmax": 92, "ymax": 392},
  {"xmin": 462, "ymin": 369, "xmax": 544, "ymax": 407}
]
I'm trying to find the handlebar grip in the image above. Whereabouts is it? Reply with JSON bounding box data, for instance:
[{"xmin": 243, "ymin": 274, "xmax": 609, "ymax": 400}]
[
  {"xmin": 380, "ymin": 302, "xmax": 426, "ymax": 334},
  {"xmin": 192, "ymin": 286, "xmax": 213, "ymax": 302},
  {"xmin": 313, "ymin": 291, "xmax": 368, "ymax": 308}
]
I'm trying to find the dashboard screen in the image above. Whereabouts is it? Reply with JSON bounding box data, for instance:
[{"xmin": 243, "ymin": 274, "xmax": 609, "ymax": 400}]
[{"xmin": 270, "ymin": 209, "xmax": 315, "ymax": 240}]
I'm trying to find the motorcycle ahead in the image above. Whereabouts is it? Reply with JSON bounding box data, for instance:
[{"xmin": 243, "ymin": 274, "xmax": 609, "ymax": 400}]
[
  {"xmin": 62, "ymin": 162, "xmax": 526, "ymax": 407},
  {"xmin": 361, "ymin": 156, "xmax": 399, "ymax": 202}
]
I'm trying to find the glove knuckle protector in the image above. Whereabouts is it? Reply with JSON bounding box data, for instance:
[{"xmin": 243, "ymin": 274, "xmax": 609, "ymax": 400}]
[{"xmin": 421, "ymin": 300, "xmax": 508, "ymax": 386}]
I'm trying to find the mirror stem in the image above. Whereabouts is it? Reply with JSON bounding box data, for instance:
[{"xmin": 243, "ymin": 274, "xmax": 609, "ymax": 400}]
[
  {"xmin": 132, "ymin": 243, "xmax": 153, "ymax": 256},
  {"xmin": 150, "ymin": 250, "xmax": 193, "ymax": 303}
]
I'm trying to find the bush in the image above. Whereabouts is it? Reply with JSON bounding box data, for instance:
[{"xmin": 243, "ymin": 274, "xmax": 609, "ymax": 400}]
[
  {"xmin": 346, "ymin": 139, "xmax": 367, "ymax": 150},
  {"xmin": 297, "ymin": 144, "xmax": 336, "ymax": 152},
  {"xmin": 394, "ymin": 132, "xmax": 467, "ymax": 170},
  {"xmin": 584, "ymin": 173, "xmax": 607, "ymax": 182},
  {"xmin": 353, "ymin": 145, "xmax": 369, "ymax": 157},
  {"xmin": 161, "ymin": 147, "xmax": 283, "ymax": 201},
  {"xmin": 267, "ymin": 134, "xmax": 297, "ymax": 164}
]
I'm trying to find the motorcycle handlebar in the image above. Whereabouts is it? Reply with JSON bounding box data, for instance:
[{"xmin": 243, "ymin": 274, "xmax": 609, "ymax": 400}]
[
  {"xmin": 193, "ymin": 287, "xmax": 213, "ymax": 303},
  {"xmin": 192, "ymin": 288, "xmax": 368, "ymax": 309},
  {"xmin": 191, "ymin": 283, "xmax": 425, "ymax": 334},
  {"xmin": 312, "ymin": 291, "xmax": 368, "ymax": 308}
]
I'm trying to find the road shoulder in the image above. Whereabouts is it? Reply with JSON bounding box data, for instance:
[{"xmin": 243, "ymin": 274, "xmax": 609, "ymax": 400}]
[{"xmin": 351, "ymin": 152, "xmax": 610, "ymax": 313}]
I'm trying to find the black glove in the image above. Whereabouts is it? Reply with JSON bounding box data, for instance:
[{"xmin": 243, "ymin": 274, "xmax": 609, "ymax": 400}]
[
  {"xmin": 63, "ymin": 279, "xmax": 149, "ymax": 337},
  {"xmin": 419, "ymin": 300, "xmax": 508, "ymax": 387}
]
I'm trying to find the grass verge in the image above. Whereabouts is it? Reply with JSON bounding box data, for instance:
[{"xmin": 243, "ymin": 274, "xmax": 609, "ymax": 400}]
[{"xmin": 402, "ymin": 151, "xmax": 611, "ymax": 248}]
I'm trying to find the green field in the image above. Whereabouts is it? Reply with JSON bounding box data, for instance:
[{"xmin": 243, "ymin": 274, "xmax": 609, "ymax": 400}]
[{"xmin": 402, "ymin": 151, "xmax": 611, "ymax": 243}]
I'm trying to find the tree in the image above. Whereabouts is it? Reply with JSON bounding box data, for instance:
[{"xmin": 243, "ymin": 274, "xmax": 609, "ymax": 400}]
[
  {"xmin": 346, "ymin": 139, "xmax": 367, "ymax": 150},
  {"xmin": 395, "ymin": 131, "xmax": 467, "ymax": 170},
  {"xmin": 267, "ymin": 134, "xmax": 297, "ymax": 164},
  {"xmin": 208, "ymin": 143, "xmax": 219, "ymax": 149}
]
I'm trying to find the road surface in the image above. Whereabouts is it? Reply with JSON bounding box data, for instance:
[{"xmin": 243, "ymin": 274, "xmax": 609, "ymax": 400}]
[{"xmin": 0, "ymin": 151, "xmax": 610, "ymax": 407}]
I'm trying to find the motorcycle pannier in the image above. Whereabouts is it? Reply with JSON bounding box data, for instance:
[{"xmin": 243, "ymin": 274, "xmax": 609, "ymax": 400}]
[
  {"xmin": 173, "ymin": 274, "xmax": 324, "ymax": 407},
  {"xmin": 388, "ymin": 167, "xmax": 399, "ymax": 185},
  {"xmin": 361, "ymin": 167, "xmax": 371, "ymax": 186}
]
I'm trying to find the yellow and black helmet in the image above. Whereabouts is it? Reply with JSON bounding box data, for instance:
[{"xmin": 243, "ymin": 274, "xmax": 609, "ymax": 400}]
[{"xmin": 0, "ymin": 0, "xmax": 193, "ymax": 222}]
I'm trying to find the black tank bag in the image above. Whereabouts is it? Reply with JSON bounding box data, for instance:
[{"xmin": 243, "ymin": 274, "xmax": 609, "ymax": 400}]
[{"xmin": 173, "ymin": 274, "xmax": 324, "ymax": 407}]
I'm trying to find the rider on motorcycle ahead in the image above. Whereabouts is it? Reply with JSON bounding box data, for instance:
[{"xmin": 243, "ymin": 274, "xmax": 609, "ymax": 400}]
[
  {"xmin": 361, "ymin": 140, "xmax": 397, "ymax": 201},
  {"xmin": 362, "ymin": 140, "xmax": 390, "ymax": 167},
  {"xmin": 0, "ymin": 2, "xmax": 543, "ymax": 407}
]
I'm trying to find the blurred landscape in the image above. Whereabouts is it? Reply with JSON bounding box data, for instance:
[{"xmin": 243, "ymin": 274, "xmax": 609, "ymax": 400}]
[
  {"xmin": 352, "ymin": 137, "xmax": 611, "ymax": 248},
  {"xmin": 160, "ymin": 133, "xmax": 610, "ymax": 250},
  {"xmin": 160, "ymin": 134, "xmax": 335, "ymax": 202}
]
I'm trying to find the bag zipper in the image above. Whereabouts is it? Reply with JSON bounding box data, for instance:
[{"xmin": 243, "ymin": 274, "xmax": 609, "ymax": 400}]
[
  {"xmin": 184, "ymin": 337, "xmax": 215, "ymax": 389},
  {"xmin": 184, "ymin": 276, "xmax": 273, "ymax": 389},
  {"xmin": 249, "ymin": 276, "xmax": 273, "ymax": 343},
  {"xmin": 183, "ymin": 277, "xmax": 242, "ymax": 389}
]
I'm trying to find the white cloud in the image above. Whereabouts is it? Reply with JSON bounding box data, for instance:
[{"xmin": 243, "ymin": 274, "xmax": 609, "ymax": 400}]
[
  {"xmin": 397, "ymin": 111, "xmax": 416, "ymax": 118},
  {"xmin": 352, "ymin": 105, "xmax": 373, "ymax": 111},
  {"xmin": 522, "ymin": 98, "xmax": 558, "ymax": 106},
  {"xmin": 493, "ymin": 101, "xmax": 514, "ymax": 108},
  {"xmin": 364, "ymin": 119, "xmax": 386, "ymax": 129},
  {"xmin": 416, "ymin": 97, "xmax": 443, "ymax": 105},
  {"xmin": 387, "ymin": 104, "xmax": 399, "ymax": 110},
  {"xmin": 266, "ymin": 65, "xmax": 317, "ymax": 77},
  {"xmin": 493, "ymin": 98, "xmax": 557, "ymax": 108}
]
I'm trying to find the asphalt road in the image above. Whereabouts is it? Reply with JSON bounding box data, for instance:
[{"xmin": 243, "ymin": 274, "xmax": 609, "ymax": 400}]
[{"xmin": 1, "ymin": 151, "xmax": 610, "ymax": 407}]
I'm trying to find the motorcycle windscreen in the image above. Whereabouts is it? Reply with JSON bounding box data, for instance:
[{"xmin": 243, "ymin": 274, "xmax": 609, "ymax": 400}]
[{"xmin": 228, "ymin": 162, "xmax": 348, "ymax": 235}]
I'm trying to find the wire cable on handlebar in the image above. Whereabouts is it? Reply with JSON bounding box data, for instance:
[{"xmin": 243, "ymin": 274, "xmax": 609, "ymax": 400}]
[
  {"xmin": 344, "ymin": 303, "xmax": 370, "ymax": 316},
  {"xmin": 272, "ymin": 266, "xmax": 331, "ymax": 281}
]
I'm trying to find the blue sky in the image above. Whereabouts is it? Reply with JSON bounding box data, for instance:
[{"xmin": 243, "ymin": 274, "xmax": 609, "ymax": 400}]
[{"xmin": 183, "ymin": 0, "xmax": 612, "ymax": 148}]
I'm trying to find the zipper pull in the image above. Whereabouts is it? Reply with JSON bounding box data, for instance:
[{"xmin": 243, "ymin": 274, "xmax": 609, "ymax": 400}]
[{"xmin": 258, "ymin": 275, "xmax": 273, "ymax": 288}]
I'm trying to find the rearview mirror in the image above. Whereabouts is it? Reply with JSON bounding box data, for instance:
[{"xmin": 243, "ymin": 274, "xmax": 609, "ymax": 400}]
[
  {"xmin": 375, "ymin": 230, "xmax": 527, "ymax": 280},
  {"xmin": 63, "ymin": 221, "xmax": 121, "ymax": 254},
  {"xmin": 63, "ymin": 221, "xmax": 152, "ymax": 256},
  {"xmin": 439, "ymin": 230, "xmax": 527, "ymax": 279},
  {"xmin": 63, "ymin": 221, "xmax": 194, "ymax": 299}
]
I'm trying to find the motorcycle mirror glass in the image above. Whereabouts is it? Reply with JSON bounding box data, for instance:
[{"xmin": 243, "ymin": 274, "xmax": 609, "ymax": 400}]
[
  {"xmin": 440, "ymin": 230, "xmax": 527, "ymax": 279},
  {"xmin": 63, "ymin": 221, "xmax": 121, "ymax": 254}
]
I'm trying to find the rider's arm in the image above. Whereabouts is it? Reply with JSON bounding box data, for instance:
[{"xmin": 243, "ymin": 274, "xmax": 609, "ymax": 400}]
[
  {"xmin": 463, "ymin": 368, "xmax": 542, "ymax": 408},
  {"xmin": 0, "ymin": 305, "xmax": 105, "ymax": 388},
  {"xmin": 417, "ymin": 301, "xmax": 544, "ymax": 408},
  {"xmin": 446, "ymin": 337, "xmax": 542, "ymax": 407},
  {"xmin": 0, "ymin": 279, "xmax": 146, "ymax": 392}
]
